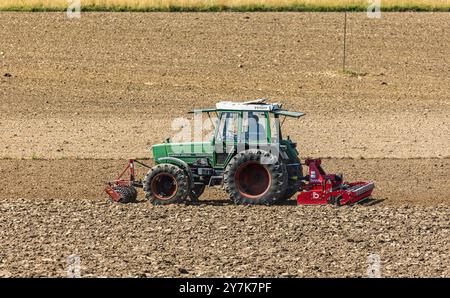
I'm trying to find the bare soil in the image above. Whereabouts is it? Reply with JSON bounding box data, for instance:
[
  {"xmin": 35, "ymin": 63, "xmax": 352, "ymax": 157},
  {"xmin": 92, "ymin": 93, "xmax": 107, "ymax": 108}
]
[
  {"xmin": 0, "ymin": 197, "xmax": 448, "ymax": 277},
  {"xmin": 0, "ymin": 12, "xmax": 449, "ymax": 159},
  {"xmin": 0, "ymin": 12, "xmax": 448, "ymax": 277}
]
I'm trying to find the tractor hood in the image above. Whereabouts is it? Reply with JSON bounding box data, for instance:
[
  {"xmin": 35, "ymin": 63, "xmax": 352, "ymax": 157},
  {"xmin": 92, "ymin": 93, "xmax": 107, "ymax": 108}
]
[{"xmin": 152, "ymin": 142, "xmax": 214, "ymax": 164}]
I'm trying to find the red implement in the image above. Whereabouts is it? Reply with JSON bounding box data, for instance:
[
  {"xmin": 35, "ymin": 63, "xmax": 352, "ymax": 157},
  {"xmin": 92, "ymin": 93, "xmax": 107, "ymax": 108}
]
[
  {"xmin": 297, "ymin": 159, "xmax": 374, "ymax": 206},
  {"xmin": 104, "ymin": 159, "xmax": 143, "ymax": 202}
]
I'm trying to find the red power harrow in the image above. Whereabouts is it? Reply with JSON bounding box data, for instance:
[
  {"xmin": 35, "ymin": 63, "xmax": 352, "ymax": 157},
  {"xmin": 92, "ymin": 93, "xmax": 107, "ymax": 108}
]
[{"xmin": 297, "ymin": 159, "xmax": 375, "ymax": 206}]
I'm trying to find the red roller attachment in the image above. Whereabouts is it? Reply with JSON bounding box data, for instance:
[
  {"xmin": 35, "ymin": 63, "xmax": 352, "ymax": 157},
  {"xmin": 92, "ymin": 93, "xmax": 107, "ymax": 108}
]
[{"xmin": 104, "ymin": 159, "xmax": 148, "ymax": 203}]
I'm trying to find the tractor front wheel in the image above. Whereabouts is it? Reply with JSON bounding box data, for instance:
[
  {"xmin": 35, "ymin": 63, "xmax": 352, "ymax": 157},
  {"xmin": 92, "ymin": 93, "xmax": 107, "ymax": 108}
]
[
  {"xmin": 143, "ymin": 164, "xmax": 189, "ymax": 205},
  {"xmin": 224, "ymin": 149, "xmax": 287, "ymax": 205}
]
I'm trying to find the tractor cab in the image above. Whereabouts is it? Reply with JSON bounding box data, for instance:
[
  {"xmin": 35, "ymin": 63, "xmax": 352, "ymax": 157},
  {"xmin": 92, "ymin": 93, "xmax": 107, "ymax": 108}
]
[{"xmin": 209, "ymin": 99, "xmax": 304, "ymax": 168}]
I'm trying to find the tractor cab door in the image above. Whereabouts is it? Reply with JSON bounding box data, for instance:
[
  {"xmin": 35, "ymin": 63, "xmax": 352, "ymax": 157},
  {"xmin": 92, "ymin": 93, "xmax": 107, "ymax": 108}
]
[
  {"xmin": 240, "ymin": 111, "xmax": 270, "ymax": 150},
  {"xmin": 213, "ymin": 112, "xmax": 240, "ymax": 167}
]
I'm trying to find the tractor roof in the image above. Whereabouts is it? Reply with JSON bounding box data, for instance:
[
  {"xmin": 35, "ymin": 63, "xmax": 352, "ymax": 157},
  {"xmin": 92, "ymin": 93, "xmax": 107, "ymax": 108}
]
[{"xmin": 189, "ymin": 98, "xmax": 305, "ymax": 118}]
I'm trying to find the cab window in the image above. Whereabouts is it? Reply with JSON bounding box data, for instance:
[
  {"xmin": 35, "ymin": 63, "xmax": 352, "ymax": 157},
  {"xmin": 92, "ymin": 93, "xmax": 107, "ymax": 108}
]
[
  {"xmin": 216, "ymin": 112, "xmax": 239, "ymax": 143},
  {"xmin": 241, "ymin": 111, "xmax": 268, "ymax": 143}
]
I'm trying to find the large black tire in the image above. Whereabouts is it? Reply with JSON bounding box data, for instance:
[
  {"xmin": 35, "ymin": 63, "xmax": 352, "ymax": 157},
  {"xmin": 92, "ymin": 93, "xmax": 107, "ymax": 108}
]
[
  {"xmin": 278, "ymin": 156, "xmax": 303, "ymax": 202},
  {"xmin": 113, "ymin": 186, "xmax": 137, "ymax": 203},
  {"xmin": 280, "ymin": 180, "xmax": 301, "ymax": 201},
  {"xmin": 143, "ymin": 164, "xmax": 189, "ymax": 205},
  {"xmin": 224, "ymin": 149, "xmax": 287, "ymax": 205}
]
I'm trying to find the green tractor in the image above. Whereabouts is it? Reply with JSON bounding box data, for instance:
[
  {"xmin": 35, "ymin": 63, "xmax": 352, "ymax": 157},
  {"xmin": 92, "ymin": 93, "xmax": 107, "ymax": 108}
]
[{"xmin": 105, "ymin": 99, "xmax": 305, "ymax": 205}]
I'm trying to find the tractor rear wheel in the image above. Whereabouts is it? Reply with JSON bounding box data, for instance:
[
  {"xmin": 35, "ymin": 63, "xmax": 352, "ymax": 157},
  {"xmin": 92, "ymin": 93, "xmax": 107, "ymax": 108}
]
[
  {"xmin": 278, "ymin": 156, "xmax": 303, "ymax": 202},
  {"xmin": 224, "ymin": 149, "xmax": 287, "ymax": 205},
  {"xmin": 113, "ymin": 186, "xmax": 137, "ymax": 203},
  {"xmin": 143, "ymin": 163, "xmax": 189, "ymax": 205},
  {"xmin": 279, "ymin": 181, "xmax": 301, "ymax": 201}
]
